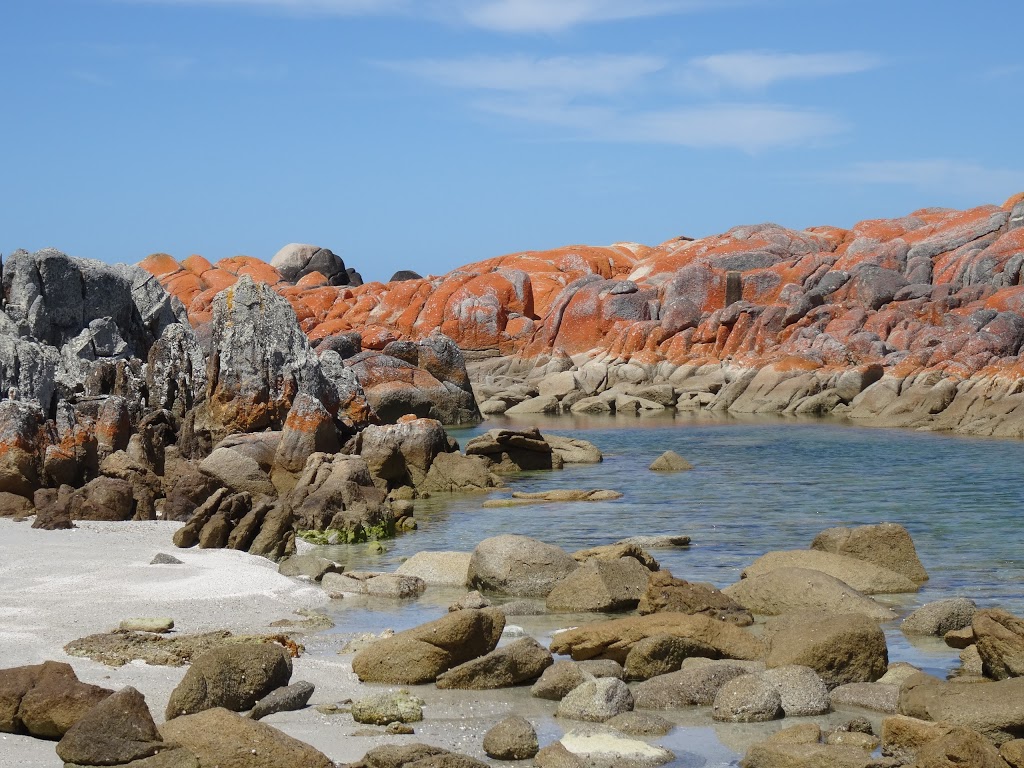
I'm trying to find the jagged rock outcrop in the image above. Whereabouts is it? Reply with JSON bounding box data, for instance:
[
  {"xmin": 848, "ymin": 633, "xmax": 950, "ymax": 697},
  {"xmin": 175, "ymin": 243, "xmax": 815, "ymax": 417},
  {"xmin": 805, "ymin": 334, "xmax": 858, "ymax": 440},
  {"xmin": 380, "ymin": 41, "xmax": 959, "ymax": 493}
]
[{"xmin": 144, "ymin": 197, "xmax": 1024, "ymax": 438}]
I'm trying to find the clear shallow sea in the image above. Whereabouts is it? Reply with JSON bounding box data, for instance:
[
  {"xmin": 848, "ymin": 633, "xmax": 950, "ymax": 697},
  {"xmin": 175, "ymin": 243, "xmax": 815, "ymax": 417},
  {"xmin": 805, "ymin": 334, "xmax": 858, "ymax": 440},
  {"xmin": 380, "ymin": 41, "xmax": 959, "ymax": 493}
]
[{"xmin": 314, "ymin": 413, "xmax": 1024, "ymax": 762}]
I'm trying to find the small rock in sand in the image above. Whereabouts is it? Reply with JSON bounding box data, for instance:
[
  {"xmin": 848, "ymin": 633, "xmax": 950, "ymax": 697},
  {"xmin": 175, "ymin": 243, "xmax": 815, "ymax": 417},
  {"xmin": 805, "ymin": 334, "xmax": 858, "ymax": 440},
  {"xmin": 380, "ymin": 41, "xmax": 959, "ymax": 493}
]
[{"xmin": 119, "ymin": 618, "xmax": 175, "ymax": 633}]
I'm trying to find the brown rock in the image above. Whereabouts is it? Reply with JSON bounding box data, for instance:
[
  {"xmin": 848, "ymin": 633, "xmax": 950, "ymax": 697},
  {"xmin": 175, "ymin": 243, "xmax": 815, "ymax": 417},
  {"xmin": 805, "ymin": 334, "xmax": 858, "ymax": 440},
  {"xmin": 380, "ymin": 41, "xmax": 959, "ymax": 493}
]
[
  {"xmin": 12, "ymin": 661, "xmax": 113, "ymax": 739},
  {"xmin": 574, "ymin": 542, "xmax": 659, "ymax": 570},
  {"xmin": 165, "ymin": 643, "xmax": 292, "ymax": 719},
  {"xmin": 765, "ymin": 611, "xmax": 888, "ymax": 688},
  {"xmin": 435, "ymin": 636, "xmax": 552, "ymax": 689},
  {"xmin": 546, "ymin": 558, "xmax": 650, "ymax": 613},
  {"xmin": 742, "ymin": 549, "xmax": 918, "ymax": 594},
  {"xmin": 158, "ymin": 707, "xmax": 333, "ymax": 768},
  {"xmin": 897, "ymin": 675, "xmax": 1024, "ymax": 745},
  {"xmin": 468, "ymin": 534, "xmax": 578, "ymax": 598},
  {"xmin": 483, "ymin": 716, "xmax": 539, "ymax": 760},
  {"xmin": 639, "ymin": 570, "xmax": 753, "ymax": 626},
  {"xmin": 56, "ymin": 686, "xmax": 166, "ymax": 765},
  {"xmin": 811, "ymin": 523, "xmax": 928, "ymax": 584},
  {"xmin": 974, "ymin": 609, "xmax": 1024, "ymax": 680},
  {"xmin": 914, "ymin": 726, "xmax": 1010, "ymax": 768},
  {"xmin": 351, "ymin": 608, "xmax": 505, "ymax": 684},
  {"xmin": 725, "ymin": 567, "xmax": 897, "ymax": 621},
  {"xmin": 550, "ymin": 612, "xmax": 765, "ymax": 664}
]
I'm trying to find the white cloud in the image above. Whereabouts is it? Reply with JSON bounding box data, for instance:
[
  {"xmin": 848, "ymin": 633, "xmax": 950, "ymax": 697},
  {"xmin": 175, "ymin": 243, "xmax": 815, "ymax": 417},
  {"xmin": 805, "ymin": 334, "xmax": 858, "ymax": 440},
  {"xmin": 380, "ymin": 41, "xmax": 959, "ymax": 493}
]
[
  {"xmin": 385, "ymin": 54, "xmax": 665, "ymax": 95},
  {"xmin": 117, "ymin": 0, "xmax": 406, "ymax": 13},
  {"xmin": 115, "ymin": 0, "xmax": 735, "ymax": 29},
  {"xmin": 832, "ymin": 160, "xmax": 1024, "ymax": 197},
  {"xmin": 461, "ymin": 0, "xmax": 710, "ymax": 33},
  {"xmin": 684, "ymin": 51, "xmax": 882, "ymax": 90},
  {"xmin": 478, "ymin": 97, "xmax": 845, "ymax": 152}
]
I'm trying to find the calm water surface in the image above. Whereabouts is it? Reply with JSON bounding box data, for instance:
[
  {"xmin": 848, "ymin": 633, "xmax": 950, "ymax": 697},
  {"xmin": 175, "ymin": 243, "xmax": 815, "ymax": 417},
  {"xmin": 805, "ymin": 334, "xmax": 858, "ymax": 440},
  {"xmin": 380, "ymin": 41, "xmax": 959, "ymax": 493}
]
[{"xmin": 316, "ymin": 412, "xmax": 1024, "ymax": 757}]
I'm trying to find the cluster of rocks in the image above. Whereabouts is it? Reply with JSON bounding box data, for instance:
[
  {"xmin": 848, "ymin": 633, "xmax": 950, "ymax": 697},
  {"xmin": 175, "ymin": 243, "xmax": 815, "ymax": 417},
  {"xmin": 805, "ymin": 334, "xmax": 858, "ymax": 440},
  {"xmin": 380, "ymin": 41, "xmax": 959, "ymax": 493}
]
[
  {"xmin": 4, "ymin": 249, "xmax": 629, "ymax": 558},
  {"xmin": 301, "ymin": 521, "xmax": 1024, "ymax": 767},
  {"xmin": 1, "ymin": 641, "xmax": 329, "ymax": 768}
]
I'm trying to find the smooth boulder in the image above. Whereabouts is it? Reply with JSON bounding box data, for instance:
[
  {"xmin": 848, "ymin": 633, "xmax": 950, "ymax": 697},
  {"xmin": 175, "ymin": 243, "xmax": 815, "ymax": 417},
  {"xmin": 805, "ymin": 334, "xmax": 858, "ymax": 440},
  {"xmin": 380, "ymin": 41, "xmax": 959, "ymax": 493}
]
[
  {"xmin": 165, "ymin": 643, "xmax": 292, "ymax": 719},
  {"xmin": 159, "ymin": 707, "xmax": 333, "ymax": 768},
  {"xmin": 435, "ymin": 636, "xmax": 553, "ymax": 690},
  {"xmin": 468, "ymin": 535, "xmax": 578, "ymax": 597},
  {"xmin": 765, "ymin": 611, "xmax": 888, "ymax": 688},
  {"xmin": 351, "ymin": 608, "xmax": 505, "ymax": 684}
]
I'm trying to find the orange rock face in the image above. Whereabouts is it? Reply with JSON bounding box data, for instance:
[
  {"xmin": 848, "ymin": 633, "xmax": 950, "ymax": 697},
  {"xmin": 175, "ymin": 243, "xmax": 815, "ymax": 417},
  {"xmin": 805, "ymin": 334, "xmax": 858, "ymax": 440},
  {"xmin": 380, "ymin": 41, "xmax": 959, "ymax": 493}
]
[{"xmin": 142, "ymin": 197, "xmax": 1024, "ymax": 380}]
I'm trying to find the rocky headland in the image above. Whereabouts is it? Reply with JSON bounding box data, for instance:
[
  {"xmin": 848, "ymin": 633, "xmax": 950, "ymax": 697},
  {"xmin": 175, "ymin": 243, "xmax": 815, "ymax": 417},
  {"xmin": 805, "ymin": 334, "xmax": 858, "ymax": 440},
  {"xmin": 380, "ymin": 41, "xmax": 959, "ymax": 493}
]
[
  {"xmin": 4, "ymin": 199, "xmax": 1024, "ymax": 767},
  {"xmin": 134, "ymin": 194, "xmax": 1024, "ymax": 436}
]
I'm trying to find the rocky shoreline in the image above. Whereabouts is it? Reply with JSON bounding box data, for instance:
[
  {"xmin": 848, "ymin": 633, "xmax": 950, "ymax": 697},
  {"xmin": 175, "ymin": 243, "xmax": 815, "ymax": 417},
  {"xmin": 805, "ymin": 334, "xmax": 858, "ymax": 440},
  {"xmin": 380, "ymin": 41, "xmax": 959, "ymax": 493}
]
[
  {"xmin": 7, "ymin": 514, "xmax": 1024, "ymax": 768},
  {"xmin": 4, "ymin": 198, "xmax": 1024, "ymax": 766}
]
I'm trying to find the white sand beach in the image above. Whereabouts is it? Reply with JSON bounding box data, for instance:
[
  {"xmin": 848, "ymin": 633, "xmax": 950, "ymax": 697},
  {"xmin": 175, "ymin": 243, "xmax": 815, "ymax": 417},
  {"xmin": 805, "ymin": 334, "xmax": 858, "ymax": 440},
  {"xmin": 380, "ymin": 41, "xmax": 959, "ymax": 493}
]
[{"xmin": 0, "ymin": 519, "xmax": 550, "ymax": 767}]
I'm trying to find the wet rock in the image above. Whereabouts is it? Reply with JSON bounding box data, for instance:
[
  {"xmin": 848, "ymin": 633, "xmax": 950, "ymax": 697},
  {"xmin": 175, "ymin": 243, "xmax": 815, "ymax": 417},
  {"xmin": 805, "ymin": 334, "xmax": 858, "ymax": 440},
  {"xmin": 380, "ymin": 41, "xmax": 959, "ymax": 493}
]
[
  {"xmin": 165, "ymin": 643, "xmax": 292, "ymax": 719},
  {"xmin": 830, "ymin": 682, "xmax": 900, "ymax": 713},
  {"xmin": 712, "ymin": 673, "xmax": 783, "ymax": 723},
  {"xmin": 640, "ymin": 570, "xmax": 752, "ymax": 626},
  {"xmin": 483, "ymin": 716, "xmax": 539, "ymax": 760},
  {"xmin": 724, "ymin": 567, "xmax": 897, "ymax": 621},
  {"xmin": 648, "ymin": 451, "xmax": 692, "ymax": 471},
  {"xmin": 811, "ymin": 523, "xmax": 929, "ymax": 584},
  {"xmin": 395, "ymin": 551, "xmax": 471, "ymax": 586},
  {"xmin": 532, "ymin": 660, "xmax": 591, "ymax": 701},
  {"xmin": 624, "ymin": 634, "xmax": 704, "ymax": 681},
  {"xmin": 546, "ymin": 557, "xmax": 650, "ymax": 613},
  {"xmin": 765, "ymin": 611, "xmax": 888, "ymax": 688},
  {"xmin": 418, "ymin": 451, "xmax": 502, "ymax": 493},
  {"xmin": 468, "ymin": 534, "xmax": 579, "ymax": 598},
  {"xmin": 436, "ymin": 636, "xmax": 552, "ymax": 689},
  {"xmin": 742, "ymin": 549, "xmax": 919, "ymax": 594},
  {"xmin": 573, "ymin": 542, "xmax": 659, "ymax": 571},
  {"xmin": 761, "ymin": 664, "xmax": 831, "ymax": 716},
  {"xmin": 557, "ymin": 677, "xmax": 634, "ymax": 722},
  {"xmin": 545, "ymin": 434, "xmax": 603, "ymax": 464},
  {"xmin": 550, "ymin": 611, "xmax": 765, "ymax": 664},
  {"xmin": 914, "ymin": 725, "xmax": 1009, "ymax": 768},
  {"xmin": 351, "ymin": 608, "xmax": 505, "ymax": 684},
  {"xmin": 605, "ymin": 711, "xmax": 674, "ymax": 737},
  {"xmin": 633, "ymin": 659, "xmax": 764, "ymax": 709},
  {"xmin": 248, "ymin": 680, "xmax": 315, "ymax": 720},
  {"xmin": 902, "ymin": 598, "xmax": 977, "ymax": 636},
  {"xmin": 465, "ymin": 427, "xmax": 564, "ymax": 473},
  {"xmin": 321, "ymin": 571, "xmax": 426, "ymax": 599}
]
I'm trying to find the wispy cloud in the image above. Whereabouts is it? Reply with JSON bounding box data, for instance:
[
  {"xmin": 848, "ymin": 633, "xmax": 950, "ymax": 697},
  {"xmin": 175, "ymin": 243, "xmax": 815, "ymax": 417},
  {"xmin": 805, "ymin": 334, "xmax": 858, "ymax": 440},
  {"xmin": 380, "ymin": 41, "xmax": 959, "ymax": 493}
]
[
  {"xmin": 829, "ymin": 160, "xmax": 1024, "ymax": 198},
  {"xmin": 682, "ymin": 51, "xmax": 882, "ymax": 90},
  {"xmin": 115, "ymin": 0, "xmax": 736, "ymax": 30},
  {"xmin": 118, "ymin": 0, "xmax": 406, "ymax": 12},
  {"xmin": 384, "ymin": 52, "xmax": 850, "ymax": 151},
  {"xmin": 461, "ymin": 0, "xmax": 718, "ymax": 33},
  {"xmin": 479, "ymin": 97, "xmax": 844, "ymax": 151},
  {"xmin": 384, "ymin": 54, "xmax": 665, "ymax": 95}
]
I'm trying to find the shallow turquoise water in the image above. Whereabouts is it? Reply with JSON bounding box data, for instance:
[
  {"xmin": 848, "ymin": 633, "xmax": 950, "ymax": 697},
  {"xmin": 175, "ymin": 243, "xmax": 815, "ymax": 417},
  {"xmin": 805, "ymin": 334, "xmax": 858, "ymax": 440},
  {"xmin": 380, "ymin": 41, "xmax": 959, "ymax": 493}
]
[{"xmin": 319, "ymin": 413, "xmax": 1024, "ymax": 677}]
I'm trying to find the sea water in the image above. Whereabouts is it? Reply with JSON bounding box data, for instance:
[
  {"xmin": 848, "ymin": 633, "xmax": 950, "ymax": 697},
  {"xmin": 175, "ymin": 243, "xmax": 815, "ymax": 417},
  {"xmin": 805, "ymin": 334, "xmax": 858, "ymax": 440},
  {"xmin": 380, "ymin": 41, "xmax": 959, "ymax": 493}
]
[{"xmin": 316, "ymin": 414, "xmax": 1024, "ymax": 762}]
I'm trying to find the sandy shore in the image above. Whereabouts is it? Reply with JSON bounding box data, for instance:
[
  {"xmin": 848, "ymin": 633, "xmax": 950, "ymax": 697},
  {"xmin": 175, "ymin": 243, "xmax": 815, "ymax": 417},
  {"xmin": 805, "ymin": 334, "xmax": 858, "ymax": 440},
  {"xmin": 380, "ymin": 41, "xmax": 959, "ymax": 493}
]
[
  {"xmin": 0, "ymin": 519, "xmax": 561, "ymax": 767},
  {"xmin": 0, "ymin": 518, "xmax": 868, "ymax": 768}
]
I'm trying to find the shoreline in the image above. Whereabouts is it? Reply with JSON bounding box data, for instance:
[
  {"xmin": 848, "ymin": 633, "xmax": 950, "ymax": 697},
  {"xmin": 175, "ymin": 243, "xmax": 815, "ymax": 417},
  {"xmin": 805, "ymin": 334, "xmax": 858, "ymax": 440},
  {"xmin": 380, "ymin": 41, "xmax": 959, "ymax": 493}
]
[{"xmin": 0, "ymin": 517, "xmax": 774, "ymax": 767}]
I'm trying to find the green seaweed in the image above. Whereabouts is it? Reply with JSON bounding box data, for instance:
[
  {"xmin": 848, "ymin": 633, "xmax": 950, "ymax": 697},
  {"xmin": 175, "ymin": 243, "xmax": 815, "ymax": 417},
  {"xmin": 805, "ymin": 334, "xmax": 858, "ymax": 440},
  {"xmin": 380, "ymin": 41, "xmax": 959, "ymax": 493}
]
[{"xmin": 296, "ymin": 520, "xmax": 396, "ymax": 546}]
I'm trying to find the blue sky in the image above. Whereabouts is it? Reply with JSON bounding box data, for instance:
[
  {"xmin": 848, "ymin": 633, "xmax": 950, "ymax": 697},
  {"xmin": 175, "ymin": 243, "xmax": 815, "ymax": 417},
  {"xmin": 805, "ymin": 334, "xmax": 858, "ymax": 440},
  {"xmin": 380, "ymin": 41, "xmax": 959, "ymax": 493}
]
[{"xmin": 2, "ymin": 0, "xmax": 1022, "ymax": 281}]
